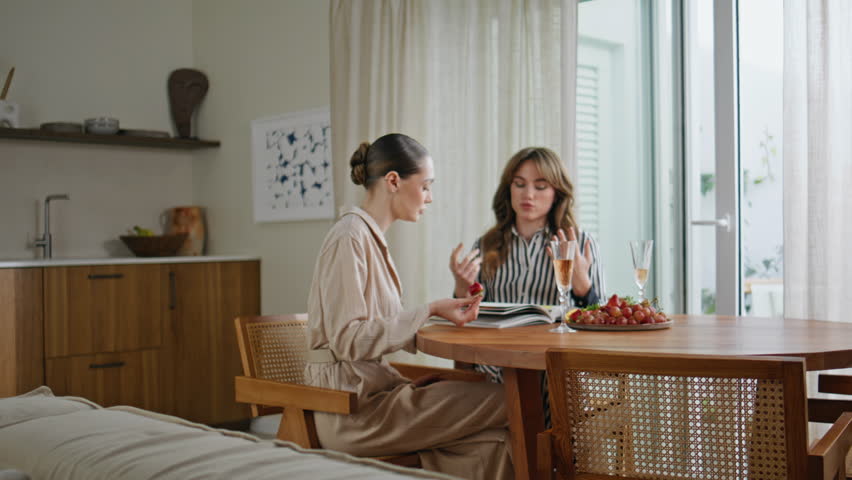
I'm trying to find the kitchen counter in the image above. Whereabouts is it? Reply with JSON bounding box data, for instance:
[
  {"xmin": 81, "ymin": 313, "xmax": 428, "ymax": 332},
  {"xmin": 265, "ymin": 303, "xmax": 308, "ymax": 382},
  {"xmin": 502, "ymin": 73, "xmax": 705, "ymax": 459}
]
[{"xmin": 0, "ymin": 255, "xmax": 260, "ymax": 269}]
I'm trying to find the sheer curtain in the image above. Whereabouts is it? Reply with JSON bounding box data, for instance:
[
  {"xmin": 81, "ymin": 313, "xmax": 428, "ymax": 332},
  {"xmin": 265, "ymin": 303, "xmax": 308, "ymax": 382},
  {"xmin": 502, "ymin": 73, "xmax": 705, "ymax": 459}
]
[
  {"xmin": 783, "ymin": 0, "xmax": 852, "ymax": 323},
  {"xmin": 330, "ymin": 0, "xmax": 577, "ymax": 310}
]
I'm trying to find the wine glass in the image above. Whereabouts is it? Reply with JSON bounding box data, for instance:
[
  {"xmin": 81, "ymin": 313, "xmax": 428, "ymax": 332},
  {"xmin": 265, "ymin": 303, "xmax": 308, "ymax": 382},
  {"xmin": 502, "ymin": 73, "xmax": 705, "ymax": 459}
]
[
  {"xmin": 550, "ymin": 239, "xmax": 578, "ymax": 333},
  {"xmin": 629, "ymin": 240, "xmax": 654, "ymax": 300}
]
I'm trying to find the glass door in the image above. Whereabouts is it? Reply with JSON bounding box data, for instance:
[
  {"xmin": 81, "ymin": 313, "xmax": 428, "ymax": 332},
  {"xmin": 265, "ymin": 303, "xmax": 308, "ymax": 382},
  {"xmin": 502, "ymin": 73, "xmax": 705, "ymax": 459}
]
[
  {"xmin": 684, "ymin": 0, "xmax": 784, "ymax": 316},
  {"xmin": 736, "ymin": 0, "xmax": 784, "ymax": 317},
  {"xmin": 685, "ymin": 0, "xmax": 741, "ymax": 315}
]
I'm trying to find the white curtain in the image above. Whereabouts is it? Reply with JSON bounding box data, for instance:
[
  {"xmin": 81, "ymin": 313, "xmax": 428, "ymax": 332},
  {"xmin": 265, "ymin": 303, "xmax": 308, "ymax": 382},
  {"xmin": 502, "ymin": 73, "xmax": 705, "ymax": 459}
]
[
  {"xmin": 330, "ymin": 0, "xmax": 577, "ymax": 309},
  {"xmin": 783, "ymin": 0, "xmax": 852, "ymax": 323}
]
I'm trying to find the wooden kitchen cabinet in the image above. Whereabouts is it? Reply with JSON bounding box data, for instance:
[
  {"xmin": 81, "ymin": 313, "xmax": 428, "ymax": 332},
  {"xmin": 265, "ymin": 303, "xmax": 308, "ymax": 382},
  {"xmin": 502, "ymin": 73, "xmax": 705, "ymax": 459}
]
[
  {"xmin": 0, "ymin": 259, "xmax": 261, "ymax": 426},
  {"xmin": 0, "ymin": 268, "xmax": 44, "ymax": 397},
  {"xmin": 45, "ymin": 349, "xmax": 160, "ymax": 411},
  {"xmin": 159, "ymin": 261, "xmax": 260, "ymax": 425},
  {"xmin": 44, "ymin": 264, "xmax": 165, "ymax": 357}
]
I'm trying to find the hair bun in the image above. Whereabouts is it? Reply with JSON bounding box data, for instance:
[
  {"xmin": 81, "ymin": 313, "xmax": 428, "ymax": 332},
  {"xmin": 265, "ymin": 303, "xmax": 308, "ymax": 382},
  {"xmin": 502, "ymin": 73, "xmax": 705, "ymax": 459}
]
[{"xmin": 350, "ymin": 142, "xmax": 370, "ymax": 186}]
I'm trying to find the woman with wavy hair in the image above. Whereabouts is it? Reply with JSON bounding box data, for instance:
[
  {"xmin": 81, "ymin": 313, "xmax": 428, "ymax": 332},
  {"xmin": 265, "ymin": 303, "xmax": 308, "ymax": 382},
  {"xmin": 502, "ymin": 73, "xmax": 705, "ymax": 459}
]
[{"xmin": 448, "ymin": 146, "xmax": 606, "ymax": 423}]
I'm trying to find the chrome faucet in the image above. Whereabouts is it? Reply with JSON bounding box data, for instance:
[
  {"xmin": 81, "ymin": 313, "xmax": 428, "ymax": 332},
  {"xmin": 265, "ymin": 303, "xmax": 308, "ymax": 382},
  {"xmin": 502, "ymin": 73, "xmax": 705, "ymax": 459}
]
[{"xmin": 34, "ymin": 193, "xmax": 70, "ymax": 259}]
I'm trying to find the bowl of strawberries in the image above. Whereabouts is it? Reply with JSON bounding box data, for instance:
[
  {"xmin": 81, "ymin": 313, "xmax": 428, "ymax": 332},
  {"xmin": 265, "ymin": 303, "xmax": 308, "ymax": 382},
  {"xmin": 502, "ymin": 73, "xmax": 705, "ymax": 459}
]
[{"xmin": 566, "ymin": 294, "xmax": 672, "ymax": 331}]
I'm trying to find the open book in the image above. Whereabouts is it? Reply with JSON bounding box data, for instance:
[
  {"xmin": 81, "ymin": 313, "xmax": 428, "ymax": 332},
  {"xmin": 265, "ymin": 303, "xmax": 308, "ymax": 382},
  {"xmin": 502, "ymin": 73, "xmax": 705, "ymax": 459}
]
[{"xmin": 430, "ymin": 302, "xmax": 558, "ymax": 329}]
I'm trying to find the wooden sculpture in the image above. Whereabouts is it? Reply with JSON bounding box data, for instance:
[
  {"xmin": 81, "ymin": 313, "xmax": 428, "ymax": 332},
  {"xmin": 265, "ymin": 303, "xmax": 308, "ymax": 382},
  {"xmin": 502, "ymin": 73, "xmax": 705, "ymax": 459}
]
[{"xmin": 168, "ymin": 68, "xmax": 209, "ymax": 138}]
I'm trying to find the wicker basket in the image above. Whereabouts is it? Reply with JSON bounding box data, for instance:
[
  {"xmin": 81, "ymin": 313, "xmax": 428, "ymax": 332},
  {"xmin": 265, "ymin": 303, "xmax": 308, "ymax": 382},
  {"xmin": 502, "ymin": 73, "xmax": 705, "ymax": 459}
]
[{"xmin": 120, "ymin": 233, "xmax": 188, "ymax": 257}]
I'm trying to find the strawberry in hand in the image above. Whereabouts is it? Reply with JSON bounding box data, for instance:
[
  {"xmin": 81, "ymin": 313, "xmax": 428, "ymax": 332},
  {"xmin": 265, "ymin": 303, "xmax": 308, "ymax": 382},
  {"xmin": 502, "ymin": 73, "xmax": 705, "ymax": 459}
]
[{"xmin": 468, "ymin": 282, "xmax": 485, "ymax": 298}]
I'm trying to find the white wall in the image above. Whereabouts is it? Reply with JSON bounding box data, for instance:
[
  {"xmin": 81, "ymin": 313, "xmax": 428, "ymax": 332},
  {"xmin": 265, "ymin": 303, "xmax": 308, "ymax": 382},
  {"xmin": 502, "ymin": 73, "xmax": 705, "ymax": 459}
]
[
  {"xmin": 0, "ymin": 143, "xmax": 194, "ymax": 259},
  {"xmin": 191, "ymin": 0, "xmax": 332, "ymax": 315},
  {"xmin": 0, "ymin": 0, "xmax": 195, "ymax": 259}
]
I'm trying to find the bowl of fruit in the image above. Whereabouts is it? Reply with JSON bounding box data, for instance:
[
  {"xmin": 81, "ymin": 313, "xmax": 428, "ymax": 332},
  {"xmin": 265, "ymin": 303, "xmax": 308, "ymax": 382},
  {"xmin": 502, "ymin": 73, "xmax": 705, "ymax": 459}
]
[
  {"xmin": 566, "ymin": 294, "xmax": 672, "ymax": 331},
  {"xmin": 120, "ymin": 226, "xmax": 187, "ymax": 257}
]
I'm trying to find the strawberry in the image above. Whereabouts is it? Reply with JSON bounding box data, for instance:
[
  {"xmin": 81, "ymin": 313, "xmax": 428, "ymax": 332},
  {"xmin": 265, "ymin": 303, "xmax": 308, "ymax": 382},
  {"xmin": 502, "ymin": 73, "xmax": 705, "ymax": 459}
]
[
  {"xmin": 468, "ymin": 282, "xmax": 485, "ymax": 297},
  {"xmin": 606, "ymin": 294, "xmax": 620, "ymax": 308},
  {"xmin": 569, "ymin": 309, "xmax": 582, "ymax": 322}
]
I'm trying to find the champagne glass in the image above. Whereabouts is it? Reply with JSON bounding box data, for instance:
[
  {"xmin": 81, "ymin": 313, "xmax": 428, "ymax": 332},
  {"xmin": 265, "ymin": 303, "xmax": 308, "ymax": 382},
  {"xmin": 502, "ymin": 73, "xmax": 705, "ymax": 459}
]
[
  {"xmin": 550, "ymin": 239, "xmax": 578, "ymax": 333},
  {"xmin": 630, "ymin": 240, "xmax": 654, "ymax": 300}
]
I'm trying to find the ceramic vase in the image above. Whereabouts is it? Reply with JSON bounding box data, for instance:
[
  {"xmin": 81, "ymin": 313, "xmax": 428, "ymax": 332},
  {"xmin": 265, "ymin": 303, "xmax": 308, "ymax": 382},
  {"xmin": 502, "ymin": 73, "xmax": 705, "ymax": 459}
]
[
  {"xmin": 165, "ymin": 206, "xmax": 206, "ymax": 256},
  {"xmin": 0, "ymin": 100, "xmax": 19, "ymax": 128}
]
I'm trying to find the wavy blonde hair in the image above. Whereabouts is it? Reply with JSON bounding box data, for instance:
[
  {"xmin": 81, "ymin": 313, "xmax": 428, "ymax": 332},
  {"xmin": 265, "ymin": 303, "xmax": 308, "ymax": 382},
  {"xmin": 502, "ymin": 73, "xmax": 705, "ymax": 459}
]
[{"xmin": 480, "ymin": 147, "xmax": 579, "ymax": 280}]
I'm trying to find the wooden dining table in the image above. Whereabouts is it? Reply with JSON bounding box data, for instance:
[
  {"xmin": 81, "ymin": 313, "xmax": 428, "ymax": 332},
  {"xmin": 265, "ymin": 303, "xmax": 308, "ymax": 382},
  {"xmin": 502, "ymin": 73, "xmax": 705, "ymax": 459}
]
[{"xmin": 416, "ymin": 314, "xmax": 852, "ymax": 480}]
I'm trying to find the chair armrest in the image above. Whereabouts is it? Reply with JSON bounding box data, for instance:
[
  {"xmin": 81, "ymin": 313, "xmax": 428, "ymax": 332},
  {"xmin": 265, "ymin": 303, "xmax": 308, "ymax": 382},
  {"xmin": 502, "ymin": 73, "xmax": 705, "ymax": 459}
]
[
  {"xmin": 808, "ymin": 412, "xmax": 852, "ymax": 479},
  {"xmin": 808, "ymin": 398, "xmax": 852, "ymax": 423},
  {"xmin": 390, "ymin": 362, "xmax": 486, "ymax": 383},
  {"xmin": 234, "ymin": 376, "xmax": 356, "ymax": 414},
  {"xmin": 819, "ymin": 374, "xmax": 852, "ymax": 395}
]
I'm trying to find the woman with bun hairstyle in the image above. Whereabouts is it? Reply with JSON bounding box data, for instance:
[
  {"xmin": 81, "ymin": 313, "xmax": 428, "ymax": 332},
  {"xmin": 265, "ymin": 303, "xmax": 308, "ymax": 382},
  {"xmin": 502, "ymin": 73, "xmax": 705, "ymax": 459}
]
[
  {"xmin": 306, "ymin": 133, "xmax": 513, "ymax": 480},
  {"xmin": 449, "ymin": 146, "xmax": 606, "ymax": 425}
]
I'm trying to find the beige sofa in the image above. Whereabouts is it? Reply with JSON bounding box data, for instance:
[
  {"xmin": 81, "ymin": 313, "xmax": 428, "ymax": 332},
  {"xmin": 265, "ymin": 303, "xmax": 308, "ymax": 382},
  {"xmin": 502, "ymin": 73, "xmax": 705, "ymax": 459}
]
[{"xmin": 0, "ymin": 387, "xmax": 456, "ymax": 480}]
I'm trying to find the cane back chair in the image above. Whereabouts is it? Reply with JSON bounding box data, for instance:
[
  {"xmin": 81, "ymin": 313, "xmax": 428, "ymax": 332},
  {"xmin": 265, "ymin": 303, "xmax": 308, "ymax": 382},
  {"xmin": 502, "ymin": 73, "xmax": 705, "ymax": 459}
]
[
  {"xmin": 811, "ymin": 373, "xmax": 852, "ymax": 478},
  {"xmin": 234, "ymin": 314, "xmax": 483, "ymax": 468},
  {"xmin": 538, "ymin": 349, "xmax": 852, "ymax": 480}
]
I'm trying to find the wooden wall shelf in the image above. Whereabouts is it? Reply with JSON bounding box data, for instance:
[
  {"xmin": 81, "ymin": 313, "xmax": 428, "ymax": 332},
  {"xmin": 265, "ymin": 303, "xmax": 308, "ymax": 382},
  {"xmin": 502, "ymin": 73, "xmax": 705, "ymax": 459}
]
[{"xmin": 0, "ymin": 127, "xmax": 220, "ymax": 150}]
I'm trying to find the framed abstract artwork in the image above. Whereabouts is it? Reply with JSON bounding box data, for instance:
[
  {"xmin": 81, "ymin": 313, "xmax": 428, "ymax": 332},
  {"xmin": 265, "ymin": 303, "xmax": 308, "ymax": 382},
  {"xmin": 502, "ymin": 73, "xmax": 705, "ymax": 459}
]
[{"xmin": 251, "ymin": 107, "xmax": 334, "ymax": 222}]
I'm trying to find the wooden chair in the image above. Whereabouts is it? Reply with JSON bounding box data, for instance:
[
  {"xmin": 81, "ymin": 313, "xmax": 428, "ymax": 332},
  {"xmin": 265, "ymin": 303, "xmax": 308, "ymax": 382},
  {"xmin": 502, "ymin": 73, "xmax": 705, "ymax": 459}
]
[
  {"xmin": 811, "ymin": 374, "xmax": 852, "ymax": 479},
  {"xmin": 233, "ymin": 314, "xmax": 484, "ymax": 468},
  {"xmin": 537, "ymin": 349, "xmax": 852, "ymax": 480}
]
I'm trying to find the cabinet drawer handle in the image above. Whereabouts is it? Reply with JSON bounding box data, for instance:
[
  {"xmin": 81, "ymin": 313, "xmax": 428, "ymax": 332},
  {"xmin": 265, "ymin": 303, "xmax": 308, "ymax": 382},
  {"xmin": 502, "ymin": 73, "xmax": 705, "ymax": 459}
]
[
  {"xmin": 89, "ymin": 361, "xmax": 125, "ymax": 369},
  {"xmin": 87, "ymin": 273, "xmax": 124, "ymax": 280},
  {"xmin": 169, "ymin": 271, "xmax": 176, "ymax": 310}
]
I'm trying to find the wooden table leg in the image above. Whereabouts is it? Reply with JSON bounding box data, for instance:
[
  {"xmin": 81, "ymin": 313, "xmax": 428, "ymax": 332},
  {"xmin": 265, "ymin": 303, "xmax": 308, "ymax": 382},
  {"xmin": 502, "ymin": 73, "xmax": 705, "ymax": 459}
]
[{"xmin": 503, "ymin": 367, "xmax": 545, "ymax": 480}]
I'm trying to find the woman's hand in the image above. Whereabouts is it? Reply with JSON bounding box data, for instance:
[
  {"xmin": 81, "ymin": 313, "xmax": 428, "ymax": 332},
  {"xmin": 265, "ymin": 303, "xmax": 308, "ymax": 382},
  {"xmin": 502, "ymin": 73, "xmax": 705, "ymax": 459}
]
[
  {"xmin": 449, "ymin": 243, "xmax": 481, "ymax": 298},
  {"xmin": 547, "ymin": 228, "xmax": 593, "ymax": 297},
  {"xmin": 566, "ymin": 227, "xmax": 593, "ymax": 296},
  {"xmin": 429, "ymin": 296, "xmax": 483, "ymax": 327}
]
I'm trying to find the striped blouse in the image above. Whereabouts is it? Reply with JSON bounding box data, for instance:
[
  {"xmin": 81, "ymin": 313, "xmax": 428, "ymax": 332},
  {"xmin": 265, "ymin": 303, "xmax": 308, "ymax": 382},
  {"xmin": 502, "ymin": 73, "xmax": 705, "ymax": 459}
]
[
  {"xmin": 471, "ymin": 226, "xmax": 606, "ymax": 428},
  {"xmin": 473, "ymin": 226, "xmax": 606, "ymax": 308}
]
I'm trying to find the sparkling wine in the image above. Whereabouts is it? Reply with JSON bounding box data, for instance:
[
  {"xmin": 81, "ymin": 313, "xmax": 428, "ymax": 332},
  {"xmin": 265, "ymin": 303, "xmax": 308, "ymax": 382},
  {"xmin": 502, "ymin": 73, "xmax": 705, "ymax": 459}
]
[
  {"xmin": 553, "ymin": 259, "xmax": 574, "ymax": 290},
  {"xmin": 634, "ymin": 268, "xmax": 649, "ymax": 287}
]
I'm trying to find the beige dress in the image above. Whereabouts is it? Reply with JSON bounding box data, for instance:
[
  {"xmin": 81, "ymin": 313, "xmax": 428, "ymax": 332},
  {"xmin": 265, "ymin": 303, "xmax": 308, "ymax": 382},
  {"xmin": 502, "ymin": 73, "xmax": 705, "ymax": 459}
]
[{"xmin": 305, "ymin": 207, "xmax": 513, "ymax": 480}]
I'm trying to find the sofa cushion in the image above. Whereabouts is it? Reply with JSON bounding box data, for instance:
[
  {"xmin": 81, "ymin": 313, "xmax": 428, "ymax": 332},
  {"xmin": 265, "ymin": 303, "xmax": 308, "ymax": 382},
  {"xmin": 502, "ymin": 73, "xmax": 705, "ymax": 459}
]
[
  {"xmin": 0, "ymin": 386, "xmax": 99, "ymax": 429},
  {"xmin": 0, "ymin": 402, "xmax": 455, "ymax": 480},
  {"xmin": 0, "ymin": 470, "xmax": 30, "ymax": 480}
]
